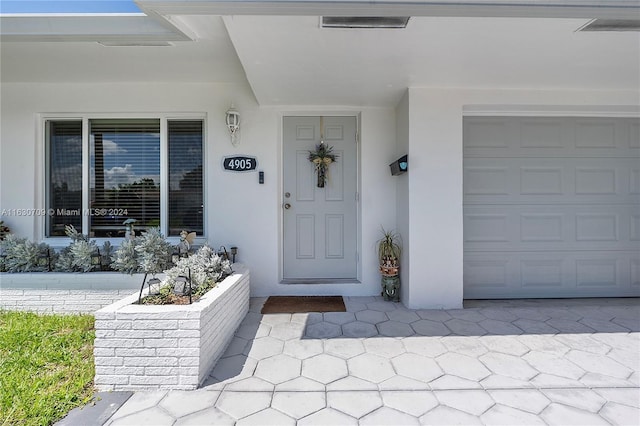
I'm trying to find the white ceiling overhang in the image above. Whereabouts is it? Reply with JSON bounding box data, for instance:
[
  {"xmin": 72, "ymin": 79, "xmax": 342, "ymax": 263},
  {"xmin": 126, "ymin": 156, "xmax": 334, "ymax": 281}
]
[
  {"xmin": 137, "ymin": 0, "xmax": 640, "ymax": 19},
  {"xmin": 1, "ymin": 1, "xmax": 638, "ymax": 107}
]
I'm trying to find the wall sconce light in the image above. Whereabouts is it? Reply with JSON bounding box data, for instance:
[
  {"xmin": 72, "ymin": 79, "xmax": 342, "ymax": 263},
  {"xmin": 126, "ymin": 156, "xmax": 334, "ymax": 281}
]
[{"xmin": 225, "ymin": 104, "xmax": 240, "ymax": 147}]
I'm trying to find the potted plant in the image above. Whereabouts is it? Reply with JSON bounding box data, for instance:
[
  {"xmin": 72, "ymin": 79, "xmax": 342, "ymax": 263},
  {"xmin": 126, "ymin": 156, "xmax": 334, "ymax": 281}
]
[{"xmin": 377, "ymin": 227, "xmax": 401, "ymax": 301}]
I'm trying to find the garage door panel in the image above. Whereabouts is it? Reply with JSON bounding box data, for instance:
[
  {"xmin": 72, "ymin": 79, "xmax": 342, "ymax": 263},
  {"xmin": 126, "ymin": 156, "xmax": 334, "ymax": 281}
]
[
  {"xmin": 464, "ymin": 205, "xmax": 639, "ymax": 252},
  {"xmin": 464, "ymin": 251, "xmax": 639, "ymax": 298},
  {"xmin": 464, "ymin": 117, "xmax": 640, "ymax": 159},
  {"xmin": 464, "ymin": 158, "xmax": 639, "ymax": 205},
  {"xmin": 464, "ymin": 116, "xmax": 639, "ymax": 299}
]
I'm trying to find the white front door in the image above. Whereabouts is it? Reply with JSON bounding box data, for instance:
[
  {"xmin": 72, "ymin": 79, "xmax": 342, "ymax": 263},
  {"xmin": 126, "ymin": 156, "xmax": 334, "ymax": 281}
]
[{"xmin": 283, "ymin": 116, "xmax": 358, "ymax": 281}]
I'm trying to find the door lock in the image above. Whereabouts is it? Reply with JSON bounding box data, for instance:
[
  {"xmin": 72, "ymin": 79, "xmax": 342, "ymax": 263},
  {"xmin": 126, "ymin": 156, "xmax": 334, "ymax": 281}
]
[
  {"xmin": 285, "ymin": 192, "xmax": 291, "ymax": 198},
  {"xmin": 284, "ymin": 203, "xmax": 291, "ymax": 210}
]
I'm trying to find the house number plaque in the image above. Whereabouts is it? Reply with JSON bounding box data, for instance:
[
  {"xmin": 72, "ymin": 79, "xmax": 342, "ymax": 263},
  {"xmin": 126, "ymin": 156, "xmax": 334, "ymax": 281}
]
[{"xmin": 222, "ymin": 155, "xmax": 258, "ymax": 172}]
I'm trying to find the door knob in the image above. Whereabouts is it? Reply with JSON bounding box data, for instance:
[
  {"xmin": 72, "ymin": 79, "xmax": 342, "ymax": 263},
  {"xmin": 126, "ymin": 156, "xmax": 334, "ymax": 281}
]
[
  {"xmin": 285, "ymin": 192, "xmax": 291, "ymax": 198},
  {"xmin": 284, "ymin": 203, "xmax": 291, "ymax": 210}
]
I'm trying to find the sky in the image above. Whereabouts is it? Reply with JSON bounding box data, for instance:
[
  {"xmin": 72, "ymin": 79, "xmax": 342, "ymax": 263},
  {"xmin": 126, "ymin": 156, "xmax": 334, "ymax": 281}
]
[{"xmin": 0, "ymin": 1, "xmax": 141, "ymax": 14}]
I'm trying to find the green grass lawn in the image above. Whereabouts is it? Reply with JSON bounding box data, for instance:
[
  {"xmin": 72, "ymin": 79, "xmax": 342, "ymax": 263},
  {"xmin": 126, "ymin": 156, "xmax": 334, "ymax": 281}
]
[{"xmin": 0, "ymin": 311, "xmax": 95, "ymax": 426}]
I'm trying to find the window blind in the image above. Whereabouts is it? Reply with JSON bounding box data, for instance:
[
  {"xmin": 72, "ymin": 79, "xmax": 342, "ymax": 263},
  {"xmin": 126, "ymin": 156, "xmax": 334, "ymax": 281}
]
[
  {"xmin": 47, "ymin": 120, "xmax": 83, "ymax": 236},
  {"xmin": 90, "ymin": 119, "xmax": 160, "ymax": 237},
  {"xmin": 168, "ymin": 120, "xmax": 204, "ymax": 236}
]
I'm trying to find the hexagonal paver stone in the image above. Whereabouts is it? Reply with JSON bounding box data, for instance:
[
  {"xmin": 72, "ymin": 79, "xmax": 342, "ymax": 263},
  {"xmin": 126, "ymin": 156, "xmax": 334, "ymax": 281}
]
[
  {"xmin": 512, "ymin": 319, "xmax": 559, "ymax": 334},
  {"xmin": 283, "ymin": 339, "xmax": 324, "ymax": 360},
  {"xmin": 386, "ymin": 309, "xmax": 420, "ymax": 324},
  {"xmin": 381, "ymin": 391, "xmax": 439, "ymax": 416},
  {"xmin": 480, "ymin": 404, "xmax": 547, "ymax": 425},
  {"xmin": 272, "ymin": 391, "xmax": 326, "ymax": 418},
  {"xmin": 244, "ymin": 336, "xmax": 285, "ymax": 360},
  {"xmin": 442, "ymin": 336, "xmax": 488, "ymax": 357},
  {"xmin": 517, "ymin": 334, "xmax": 569, "ymax": 355},
  {"xmin": 174, "ymin": 407, "xmax": 235, "ymax": 426},
  {"xmin": 327, "ymin": 391, "xmax": 383, "ymax": 418},
  {"xmin": 216, "ymin": 391, "xmax": 272, "ymax": 419},
  {"xmin": 545, "ymin": 319, "xmax": 595, "ymax": 334},
  {"xmin": 275, "ymin": 376, "xmax": 325, "ymax": 392},
  {"xmin": 377, "ymin": 320, "xmax": 415, "ymax": 337},
  {"xmin": 416, "ymin": 309, "xmax": 452, "ymax": 322},
  {"xmin": 341, "ymin": 321, "xmax": 378, "ymax": 338},
  {"xmin": 435, "ymin": 390, "xmax": 495, "ymax": 416},
  {"xmin": 302, "ymin": 354, "xmax": 349, "ymax": 384},
  {"xmin": 223, "ymin": 337, "xmax": 250, "ymax": 357},
  {"xmin": 305, "ymin": 322, "xmax": 342, "ymax": 339},
  {"xmin": 420, "ymin": 406, "xmax": 483, "ymax": 425},
  {"xmin": 429, "ymin": 375, "xmax": 483, "ymax": 390},
  {"xmin": 523, "ymin": 351, "xmax": 586, "ymax": 380},
  {"xmin": 435, "ymin": 352, "xmax": 491, "ymax": 381},
  {"xmin": 447, "ymin": 309, "xmax": 487, "ymax": 322},
  {"xmin": 479, "ymin": 308, "xmax": 518, "ymax": 322},
  {"xmin": 269, "ymin": 322, "xmax": 305, "ymax": 341},
  {"xmin": 478, "ymin": 319, "xmax": 523, "ymax": 335},
  {"xmin": 260, "ymin": 313, "xmax": 292, "ymax": 326},
  {"xmin": 366, "ymin": 301, "xmax": 398, "ymax": 312},
  {"xmin": 110, "ymin": 391, "xmax": 167, "ymax": 420},
  {"xmin": 348, "ymin": 353, "xmax": 396, "ymax": 383},
  {"xmin": 324, "ymin": 338, "xmax": 365, "ymax": 359},
  {"xmin": 402, "ymin": 336, "xmax": 447, "ymax": 357},
  {"xmin": 297, "ymin": 408, "xmax": 358, "ymax": 426},
  {"xmin": 600, "ymin": 402, "xmax": 640, "ymax": 425},
  {"xmin": 327, "ymin": 376, "xmax": 378, "ymax": 391},
  {"xmin": 110, "ymin": 407, "xmax": 175, "ymax": 426},
  {"xmin": 210, "ymin": 355, "xmax": 258, "ymax": 382},
  {"xmin": 445, "ymin": 319, "xmax": 487, "ymax": 336},
  {"xmin": 579, "ymin": 318, "xmax": 630, "ymax": 333},
  {"xmin": 566, "ymin": 350, "xmax": 632, "ymax": 379},
  {"xmin": 411, "ymin": 319, "xmax": 451, "ymax": 336},
  {"xmin": 159, "ymin": 390, "xmax": 220, "ymax": 418},
  {"xmin": 355, "ymin": 310, "xmax": 389, "ymax": 324},
  {"xmin": 540, "ymin": 403, "xmax": 610, "ymax": 426},
  {"xmin": 236, "ymin": 408, "xmax": 295, "ymax": 426},
  {"xmin": 541, "ymin": 389, "xmax": 606, "ymax": 413},
  {"xmin": 480, "ymin": 336, "xmax": 529, "ymax": 356},
  {"xmin": 305, "ymin": 321, "xmax": 342, "ymax": 339},
  {"xmin": 254, "ymin": 354, "xmax": 301, "ymax": 384},
  {"xmin": 359, "ymin": 407, "xmax": 420, "ymax": 425},
  {"xmin": 488, "ymin": 390, "xmax": 550, "ymax": 414},
  {"xmin": 555, "ymin": 334, "xmax": 610, "ymax": 355},
  {"xmin": 392, "ymin": 353, "xmax": 442, "ymax": 383},
  {"xmin": 480, "ymin": 352, "xmax": 538, "ymax": 381},
  {"xmin": 612, "ymin": 316, "xmax": 640, "ymax": 331},
  {"xmin": 323, "ymin": 312, "xmax": 356, "ymax": 325},
  {"xmin": 235, "ymin": 323, "xmax": 271, "ymax": 340},
  {"xmin": 378, "ymin": 375, "xmax": 430, "ymax": 391},
  {"xmin": 363, "ymin": 337, "xmax": 405, "ymax": 358}
]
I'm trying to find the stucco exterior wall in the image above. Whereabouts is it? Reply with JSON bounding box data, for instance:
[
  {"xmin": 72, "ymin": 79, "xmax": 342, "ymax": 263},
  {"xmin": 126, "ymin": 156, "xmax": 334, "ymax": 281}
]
[{"xmin": 0, "ymin": 82, "xmax": 397, "ymax": 297}]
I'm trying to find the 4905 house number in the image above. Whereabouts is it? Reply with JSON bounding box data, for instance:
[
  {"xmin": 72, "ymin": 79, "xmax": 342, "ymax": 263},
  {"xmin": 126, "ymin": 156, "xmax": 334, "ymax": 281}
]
[{"xmin": 222, "ymin": 155, "xmax": 258, "ymax": 172}]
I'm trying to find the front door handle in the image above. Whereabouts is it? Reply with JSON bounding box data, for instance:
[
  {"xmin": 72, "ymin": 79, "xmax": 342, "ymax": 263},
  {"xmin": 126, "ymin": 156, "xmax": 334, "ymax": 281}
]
[{"xmin": 284, "ymin": 203, "xmax": 291, "ymax": 210}]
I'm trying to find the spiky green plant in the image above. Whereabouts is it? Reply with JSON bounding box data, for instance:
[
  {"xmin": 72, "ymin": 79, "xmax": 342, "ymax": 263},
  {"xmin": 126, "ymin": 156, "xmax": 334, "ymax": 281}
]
[
  {"xmin": 135, "ymin": 228, "xmax": 171, "ymax": 276},
  {"xmin": 164, "ymin": 245, "xmax": 232, "ymax": 291},
  {"xmin": 1, "ymin": 234, "xmax": 50, "ymax": 272},
  {"xmin": 376, "ymin": 227, "xmax": 402, "ymax": 264},
  {"xmin": 112, "ymin": 238, "xmax": 139, "ymax": 275},
  {"xmin": 100, "ymin": 241, "xmax": 114, "ymax": 270},
  {"xmin": 54, "ymin": 225, "xmax": 96, "ymax": 272}
]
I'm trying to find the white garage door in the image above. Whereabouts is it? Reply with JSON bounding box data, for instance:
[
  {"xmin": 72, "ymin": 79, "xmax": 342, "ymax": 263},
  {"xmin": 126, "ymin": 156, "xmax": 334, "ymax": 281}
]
[{"xmin": 463, "ymin": 116, "xmax": 640, "ymax": 299}]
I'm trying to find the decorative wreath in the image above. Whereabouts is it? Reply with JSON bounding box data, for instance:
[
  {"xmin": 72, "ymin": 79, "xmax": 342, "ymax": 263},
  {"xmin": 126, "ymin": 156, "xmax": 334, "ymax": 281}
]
[{"xmin": 308, "ymin": 142, "xmax": 339, "ymax": 187}]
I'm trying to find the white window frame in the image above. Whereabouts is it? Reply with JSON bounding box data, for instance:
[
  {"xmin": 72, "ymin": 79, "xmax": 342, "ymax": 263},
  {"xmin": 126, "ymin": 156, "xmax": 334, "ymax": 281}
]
[{"xmin": 39, "ymin": 112, "xmax": 207, "ymax": 246}]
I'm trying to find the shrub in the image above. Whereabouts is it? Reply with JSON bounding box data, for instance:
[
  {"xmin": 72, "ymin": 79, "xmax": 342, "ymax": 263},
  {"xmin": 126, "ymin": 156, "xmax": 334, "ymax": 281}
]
[
  {"xmin": 54, "ymin": 225, "xmax": 98, "ymax": 272},
  {"xmin": 164, "ymin": 245, "xmax": 232, "ymax": 292},
  {"xmin": 0, "ymin": 234, "xmax": 51, "ymax": 273}
]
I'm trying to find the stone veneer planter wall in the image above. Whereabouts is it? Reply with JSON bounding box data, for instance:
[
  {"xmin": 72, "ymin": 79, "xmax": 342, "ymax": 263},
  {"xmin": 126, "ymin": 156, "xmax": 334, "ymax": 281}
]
[
  {"xmin": 0, "ymin": 272, "xmax": 143, "ymax": 313},
  {"xmin": 94, "ymin": 265, "xmax": 250, "ymax": 391}
]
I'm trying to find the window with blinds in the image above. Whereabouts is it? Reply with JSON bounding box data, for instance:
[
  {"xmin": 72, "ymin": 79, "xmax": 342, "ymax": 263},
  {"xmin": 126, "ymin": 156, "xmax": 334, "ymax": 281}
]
[
  {"xmin": 168, "ymin": 120, "xmax": 203, "ymax": 236},
  {"xmin": 45, "ymin": 117, "xmax": 204, "ymax": 239},
  {"xmin": 46, "ymin": 120, "xmax": 83, "ymax": 236},
  {"xmin": 90, "ymin": 119, "xmax": 161, "ymax": 237}
]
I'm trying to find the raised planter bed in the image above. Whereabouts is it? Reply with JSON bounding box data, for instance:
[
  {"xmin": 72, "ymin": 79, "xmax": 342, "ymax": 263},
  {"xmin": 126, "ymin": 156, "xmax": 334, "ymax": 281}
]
[
  {"xmin": 93, "ymin": 265, "xmax": 250, "ymax": 391},
  {"xmin": 0, "ymin": 272, "xmax": 144, "ymax": 313}
]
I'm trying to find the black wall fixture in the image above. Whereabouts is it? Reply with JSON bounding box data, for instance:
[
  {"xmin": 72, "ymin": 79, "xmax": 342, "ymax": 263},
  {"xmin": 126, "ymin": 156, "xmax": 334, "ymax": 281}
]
[{"xmin": 389, "ymin": 155, "xmax": 408, "ymax": 176}]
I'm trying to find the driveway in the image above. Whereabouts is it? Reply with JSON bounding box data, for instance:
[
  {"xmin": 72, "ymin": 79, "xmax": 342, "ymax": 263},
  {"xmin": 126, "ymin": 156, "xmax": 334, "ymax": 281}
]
[{"xmin": 103, "ymin": 297, "xmax": 639, "ymax": 425}]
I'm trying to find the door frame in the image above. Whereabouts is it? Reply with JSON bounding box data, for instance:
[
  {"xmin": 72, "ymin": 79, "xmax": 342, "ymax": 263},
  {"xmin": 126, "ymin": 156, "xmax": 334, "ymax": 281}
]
[{"xmin": 278, "ymin": 111, "xmax": 362, "ymax": 284}]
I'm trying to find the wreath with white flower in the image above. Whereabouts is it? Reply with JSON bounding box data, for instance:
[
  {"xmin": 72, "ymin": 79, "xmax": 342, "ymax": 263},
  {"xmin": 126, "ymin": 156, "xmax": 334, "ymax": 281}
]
[{"xmin": 308, "ymin": 142, "xmax": 339, "ymax": 188}]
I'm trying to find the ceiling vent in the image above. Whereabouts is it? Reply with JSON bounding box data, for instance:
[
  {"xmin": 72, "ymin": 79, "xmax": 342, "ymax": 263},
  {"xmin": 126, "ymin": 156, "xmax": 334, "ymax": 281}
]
[
  {"xmin": 322, "ymin": 17, "xmax": 409, "ymax": 29},
  {"xmin": 577, "ymin": 19, "xmax": 640, "ymax": 32}
]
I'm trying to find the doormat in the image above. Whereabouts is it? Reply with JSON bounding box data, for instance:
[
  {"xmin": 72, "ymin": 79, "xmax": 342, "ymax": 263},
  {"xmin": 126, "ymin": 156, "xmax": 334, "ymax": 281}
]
[{"xmin": 261, "ymin": 296, "xmax": 346, "ymax": 314}]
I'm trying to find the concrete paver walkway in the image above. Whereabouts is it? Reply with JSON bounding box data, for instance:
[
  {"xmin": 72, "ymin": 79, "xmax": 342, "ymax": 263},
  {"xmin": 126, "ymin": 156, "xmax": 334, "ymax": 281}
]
[{"xmin": 104, "ymin": 297, "xmax": 639, "ymax": 425}]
